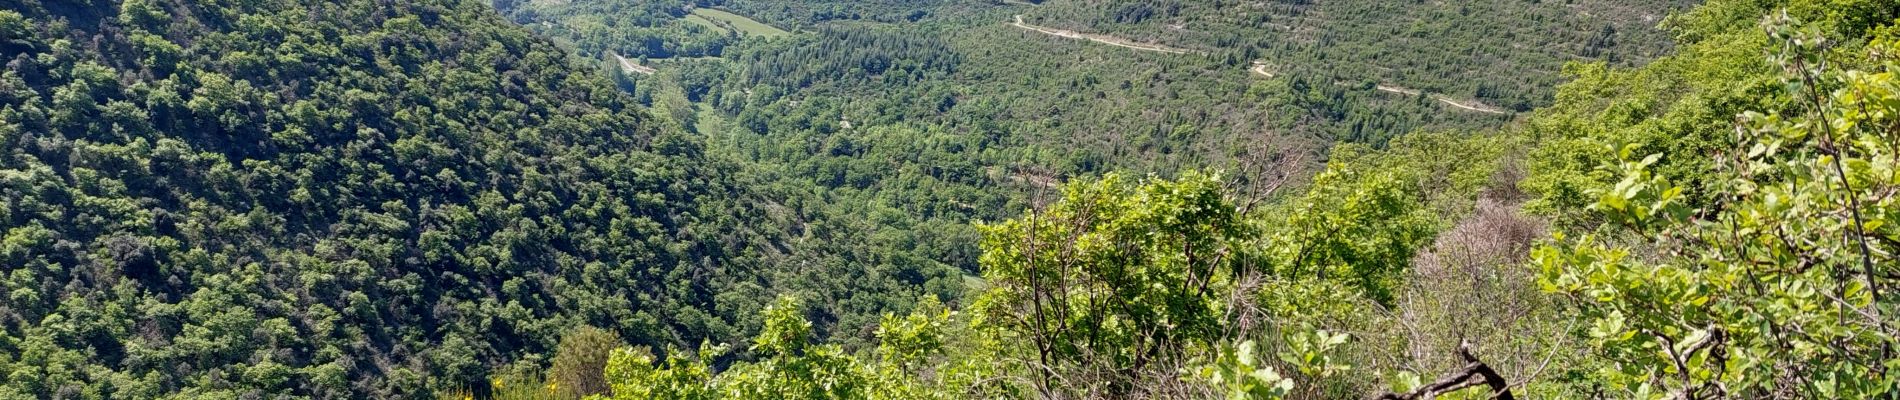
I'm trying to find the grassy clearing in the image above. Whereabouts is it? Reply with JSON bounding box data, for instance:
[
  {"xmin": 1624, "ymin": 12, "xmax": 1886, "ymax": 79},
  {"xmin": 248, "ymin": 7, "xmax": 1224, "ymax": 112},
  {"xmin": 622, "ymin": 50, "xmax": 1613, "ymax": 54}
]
[
  {"xmin": 681, "ymin": 14, "xmax": 724, "ymax": 31},
  {"xmin": 690, "ymin": 8, "xmax": 789, "ymax": 38}
]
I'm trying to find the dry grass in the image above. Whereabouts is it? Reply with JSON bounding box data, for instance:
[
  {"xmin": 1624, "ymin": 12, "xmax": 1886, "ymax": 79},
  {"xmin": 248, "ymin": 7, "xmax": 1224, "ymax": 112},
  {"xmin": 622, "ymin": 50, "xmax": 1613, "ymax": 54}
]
[{"xmin": 1378, "ymin": 165, "xmax": 1570, "ymax": 390}]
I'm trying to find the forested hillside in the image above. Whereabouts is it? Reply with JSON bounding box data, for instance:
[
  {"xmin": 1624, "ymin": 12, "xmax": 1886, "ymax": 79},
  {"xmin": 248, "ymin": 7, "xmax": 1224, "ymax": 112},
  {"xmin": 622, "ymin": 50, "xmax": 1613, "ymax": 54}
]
[
  {"xmin": 485, "ymin": 0, "xmax": 1900, "ymax": 398},
  {"xmin": 498, "ymin": 0, "xmax": 1621, "ymax": 310},
  {"xmin": 7, "ymin": 0, "xmax": 1900, "ymax": 398},
  {"xmin": 1017, "ymin": 0, "xmax": 1695, "ymax": 112},
  {"xmin": 0, "ymin": 0, "xmax": 955, "ymax": 397}
]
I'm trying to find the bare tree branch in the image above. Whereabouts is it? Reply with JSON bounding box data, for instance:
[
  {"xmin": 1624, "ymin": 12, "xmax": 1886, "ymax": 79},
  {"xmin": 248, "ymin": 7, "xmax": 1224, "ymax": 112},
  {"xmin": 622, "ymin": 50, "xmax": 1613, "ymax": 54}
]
[{"xmin": 1371, "ymin": 341, "xmax": 1515, "ymax": 400}]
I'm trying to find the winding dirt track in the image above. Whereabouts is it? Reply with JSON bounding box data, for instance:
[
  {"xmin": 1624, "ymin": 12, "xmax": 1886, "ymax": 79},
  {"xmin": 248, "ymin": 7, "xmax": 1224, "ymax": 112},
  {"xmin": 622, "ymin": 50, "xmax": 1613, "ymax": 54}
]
[
  {"xmin": 1015, "ymin": 16, "xmax": 1510, "ymax": 115},
  {"xmin": 1374, "ymin": 85, "xmax": 1510, "ymax": 115},
  {"xmin": 1249, "ymin": 64, "xmax": 1510, "ymax": 114},
  {"xmin": 612, "ymin": 53, "xmax": 656, "ymax": 75},
  {"xmin": 1250, "ymin": 63, "xmax": 1276, "ymax": 78},
  {"xmin": 1429, "ymin": 96, "xmax": 1509, "ymax": 114},
  {"xmin": 1374, "ymin": 84, "xmax": 1420, "ymax": 96},
  {"xmin": 1011, "ymin": 15, "xmax": 1198, "ymax": 55}
]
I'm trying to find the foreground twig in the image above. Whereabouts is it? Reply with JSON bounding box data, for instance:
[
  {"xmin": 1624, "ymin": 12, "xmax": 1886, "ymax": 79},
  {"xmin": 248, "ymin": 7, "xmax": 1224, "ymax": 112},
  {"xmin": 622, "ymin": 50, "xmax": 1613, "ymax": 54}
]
[{"xmin": 1371, "ymin": 341, "xmax": 1514, "ymax": 400}]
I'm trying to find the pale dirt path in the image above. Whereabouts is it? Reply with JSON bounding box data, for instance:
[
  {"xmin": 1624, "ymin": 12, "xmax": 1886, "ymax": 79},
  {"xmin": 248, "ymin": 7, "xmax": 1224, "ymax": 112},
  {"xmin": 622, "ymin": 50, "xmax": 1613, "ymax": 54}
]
[
  {"xmin": 1010, "ymin": 16, "xmax": 1511, "ymax": 115},
  {"xmin": 1250, "ymin": 63, "xmax": 1275, "ymax": 78},
  {"xmin": 612, "ymin": 53, "xmax": 656, "ymax": 75},
  {"xmin": 1244, "ymin": 68, "xmax": 1510, "ymax": 115},
  {"xmin": 1375, "ymin": 84, "xmax": 1509, "ymax": 115},
  {"xmin": 1010, "ymin": 15, "xmax": 1198, "ymax": 55},
  {"xmin": 1430, "ymin": 96, "xmax": 1509, "ymax": 115},
  {"xmin": 1374, "ymin": 84, "xmax": 1420, "ymax": 96}
]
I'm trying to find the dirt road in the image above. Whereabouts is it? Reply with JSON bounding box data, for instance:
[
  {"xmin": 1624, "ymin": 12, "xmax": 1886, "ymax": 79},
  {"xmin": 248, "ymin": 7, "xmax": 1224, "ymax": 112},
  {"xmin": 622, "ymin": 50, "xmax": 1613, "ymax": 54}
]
[
  {"xmin": 1011, "ymin": 15, "xmax": 1197, "ymax": 55},
  {"xmin": 1250, "ymin": 63, "xmax": 1275, "ymax": 78},
  {"xmin": 1374, "ymin": 84, "xmax": 1509, "ymax": 114},
  {"xmin": 1010, "ymin": 17, "xmax": 1509, "ymax": 115},
  {"xmin": 612, "ymin": 53, "xmax": 656, "ymax": 75}
]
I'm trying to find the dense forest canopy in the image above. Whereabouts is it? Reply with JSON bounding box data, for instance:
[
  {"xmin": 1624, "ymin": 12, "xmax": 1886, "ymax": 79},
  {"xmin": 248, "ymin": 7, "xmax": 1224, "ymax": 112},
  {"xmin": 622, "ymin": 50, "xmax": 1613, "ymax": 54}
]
[
  {"xmin": 500, "ymin": 0, "xmax": 1900, "ymax": 397},
  {"xmin": 1015, "ymin": 0, "xmax": 1697, "ymax": 112},
  {"xmin": 493, "ymin": 0, "xmax": 1637, "ymax": 315},
  {"xmin": 0, "ymin": 0, "xmax": 954, "ymax": 397},
  {"xmin": 4, "ymin": 0, "xmax": 1899, "ymax": 398}
]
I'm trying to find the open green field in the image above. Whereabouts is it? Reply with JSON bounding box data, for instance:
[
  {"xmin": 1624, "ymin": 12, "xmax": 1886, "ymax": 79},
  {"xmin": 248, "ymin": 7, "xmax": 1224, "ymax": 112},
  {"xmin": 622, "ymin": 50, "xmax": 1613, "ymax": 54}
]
[
  {"xmin": 690, "ymin": 8, "xmax": 789, "ymax": 38},
  {"xmin": 682, "ymin": 14, "xmax": 725, "ymax": 31}
]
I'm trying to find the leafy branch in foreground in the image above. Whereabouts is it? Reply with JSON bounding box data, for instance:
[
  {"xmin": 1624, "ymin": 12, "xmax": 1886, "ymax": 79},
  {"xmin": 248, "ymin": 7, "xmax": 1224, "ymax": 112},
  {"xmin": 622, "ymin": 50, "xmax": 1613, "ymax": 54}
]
[{"xmin": 1536, "ymin": 15, "xmax": 1900, "ymax": 399}]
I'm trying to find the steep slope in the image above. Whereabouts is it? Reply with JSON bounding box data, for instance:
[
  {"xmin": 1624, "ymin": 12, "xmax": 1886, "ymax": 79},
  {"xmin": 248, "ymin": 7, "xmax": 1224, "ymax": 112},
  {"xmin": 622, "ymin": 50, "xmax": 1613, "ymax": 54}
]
[
  {"xmin": 1016, "ymin": 0, "xmax": 1696, "ymax": 112},
  {"xmin": 0, "ymin": 0, "xmax": 958, "ymax": 397},
  {"xmin": 478, "ymin": 1, "xmax": 1692, "ymax": 355},
  {"xmin": 551, "ymin": 0, "xmax": 1900, "ymax": 397}
]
